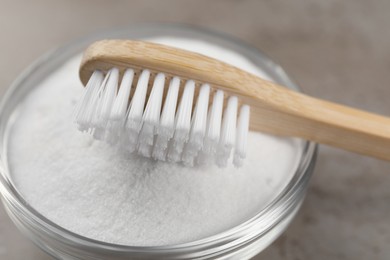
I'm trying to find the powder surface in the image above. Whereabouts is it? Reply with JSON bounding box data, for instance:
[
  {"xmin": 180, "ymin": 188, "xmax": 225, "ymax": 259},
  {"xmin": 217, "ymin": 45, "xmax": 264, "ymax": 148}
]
[{"xmin": 8, "ymin": 37, "xmax": 303, "ymax": 246}]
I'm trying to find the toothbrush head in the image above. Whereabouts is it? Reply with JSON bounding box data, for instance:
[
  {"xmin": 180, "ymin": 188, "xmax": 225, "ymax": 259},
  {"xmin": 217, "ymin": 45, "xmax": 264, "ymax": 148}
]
[{"xmin": 76, "ymin": 40, "xmax": 250, "ymax": 167}]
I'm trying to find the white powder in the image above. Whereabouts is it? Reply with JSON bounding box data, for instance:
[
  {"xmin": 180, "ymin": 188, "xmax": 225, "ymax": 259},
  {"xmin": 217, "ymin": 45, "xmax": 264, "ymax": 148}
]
[{"xmin": 8, "ymin": 37, "xmax": 303, "ymax": 246}]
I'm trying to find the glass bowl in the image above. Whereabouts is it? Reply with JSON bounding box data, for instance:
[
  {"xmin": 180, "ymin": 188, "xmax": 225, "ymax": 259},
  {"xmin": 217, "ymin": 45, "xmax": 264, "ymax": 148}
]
[{"xmin": 0, "ymin": 24, "xmax": 317, "ymax": 259}]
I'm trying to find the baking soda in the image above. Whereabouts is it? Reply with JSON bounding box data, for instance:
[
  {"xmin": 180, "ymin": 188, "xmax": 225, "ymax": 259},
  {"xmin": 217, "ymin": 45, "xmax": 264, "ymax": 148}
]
[{"xmin": 8, "ymin": 37, "xmax": 303, "ymax": 246}]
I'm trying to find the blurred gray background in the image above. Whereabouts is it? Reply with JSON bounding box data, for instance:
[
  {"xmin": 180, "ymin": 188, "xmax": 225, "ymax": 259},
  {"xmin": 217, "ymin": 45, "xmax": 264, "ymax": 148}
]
[{"xmin": 1, "ymin": 1, "xmax": 390, "ymax": 259}]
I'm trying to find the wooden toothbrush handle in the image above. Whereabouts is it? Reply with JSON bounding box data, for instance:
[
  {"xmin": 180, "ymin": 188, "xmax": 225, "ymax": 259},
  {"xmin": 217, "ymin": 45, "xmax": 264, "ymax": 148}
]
[
  {"xmin": 80, "ymin": 40, "xmax": 390, "ymax": 160},
  {"xmin": 248, "ymin": 86, "xmax": 390, "ymax": 161}
]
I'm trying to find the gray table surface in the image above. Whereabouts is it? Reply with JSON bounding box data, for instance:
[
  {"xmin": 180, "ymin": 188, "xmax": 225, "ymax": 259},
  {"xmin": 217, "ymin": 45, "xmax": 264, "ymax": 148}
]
[{"xmin": 1, "ymin": 1, "xmax": 389, "ymax": 259}]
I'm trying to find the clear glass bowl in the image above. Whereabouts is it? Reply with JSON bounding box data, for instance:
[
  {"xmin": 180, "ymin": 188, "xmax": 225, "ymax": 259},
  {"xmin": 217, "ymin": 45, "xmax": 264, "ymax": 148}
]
[{"xmin": 0, "ymin": 24, "xmax": 317, "ymax": 259}]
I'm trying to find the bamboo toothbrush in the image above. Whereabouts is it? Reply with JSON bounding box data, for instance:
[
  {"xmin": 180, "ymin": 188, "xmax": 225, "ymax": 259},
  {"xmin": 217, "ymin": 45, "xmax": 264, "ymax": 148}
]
[{"xmin": 75, "ymin": 40, "xmax": 390, "ymax": 167}]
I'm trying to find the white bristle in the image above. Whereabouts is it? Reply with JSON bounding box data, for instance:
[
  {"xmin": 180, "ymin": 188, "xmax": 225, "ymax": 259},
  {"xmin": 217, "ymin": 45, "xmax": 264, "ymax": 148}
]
[
  {"xmin": 189, "ymin": 84, "xmax": 210, "ymax": 147},
  {"xmin": 126, "ymin": 70, "xmax": 150, "ymax": 130},
  {"xmin": 105, "ymin": 69, "xmax": 134, "ymax": 144},
  {"xmin": 216, "ymin": 96, "xmax": 238, "ymax": 167},
  {"xmin": 234, "ymin": 105, "xmax": 250, "ymax": 167},
  {"xmin": 74, "ymin": 70, "xmax": 104, "ymax": 131},
  {"xmin": 76, "ymin": 67, "xmax": 251, "ymax": 168},
  {"xmin": 157, "ymin": 77, "xmax": 180, "ymax": 138},
  {"xmin": 91, "ymin": 68, "xmax": 119, "ymax": 141},
  {"xmin": 139, "ymin": 73, "xmax": 165, "ymax": 146},
  {"xmin": 204, "ymin": 90, "xmax": 224, "ymax": 150},
  {"xmin": 80, "ymin": 71, "xmax": 107, "ymax": 130},
  {"xmin": 182, "ymin": 84, "xmax": 210, "ymax": 166},
  {"xmin": 167, "ymin": 80, "xmax": 195, "ymax": 163},
  {"xmin": 111, "ymin": 69, "xmax": 134, "ymax": 120},
  {"xmin": 90, "ymin": 70, "xmax": 113, "ymax": 140},
  {"xmin": 99, "ymin": 68, "xmax": 119, "ymax": 122},
  {"xmin": 152, "ymin": 77, "xmax": 180, "ymax": 160},
  {"xmin": 125, "ymin": 70, "xmax": 151, "ymax": 150},
  {"xmin": 197, "ymin": 90, "xmax": 224, "ymax": 165}
]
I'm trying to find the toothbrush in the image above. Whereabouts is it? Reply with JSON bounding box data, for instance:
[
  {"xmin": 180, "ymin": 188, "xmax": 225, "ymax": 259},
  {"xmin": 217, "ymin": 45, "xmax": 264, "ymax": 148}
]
[{"xmin": 75, "ymin": 40, "xmax": 390, "ymax": 167}]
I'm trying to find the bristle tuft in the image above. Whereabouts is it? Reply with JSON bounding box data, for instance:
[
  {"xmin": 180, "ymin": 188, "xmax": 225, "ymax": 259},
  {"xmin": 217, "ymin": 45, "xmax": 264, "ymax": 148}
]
[
  {"xmin": 139, "ymin": 72, "xmax": 165, "ymax": 146},
  {"xmin": 216, "ymin": 96, "xmax": 238, "ymax": 167},
  {"xmin": 233, "ymin": 105, "xmax": 250, "ymax": 167},
  {"xmin": 75, "ymin": 68, "xmax": 250, "ymax": 168},
  {"xmin": 74, "ymin": 70, "xmax": 104, "ymax": 131},
  {"xmin": 167, "ymin": 80, "xmax": 195, "ymax": 162}
]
